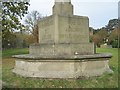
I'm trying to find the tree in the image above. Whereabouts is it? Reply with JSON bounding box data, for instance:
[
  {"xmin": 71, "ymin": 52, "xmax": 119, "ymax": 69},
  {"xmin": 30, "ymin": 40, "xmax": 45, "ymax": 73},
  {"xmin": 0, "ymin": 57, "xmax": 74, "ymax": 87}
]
[
  {"xmin": 105, "ymin": 19, "xmax": 119, "ymax": 31},
  {"xmin": 24, "ymin": 10, "xmax": 42, "ymax": 43},
  {"xmin": 92, "ymin": 29, "xmax": 108, "ymax": 47},
  {"xmin": 108, "ymin": 28, "xmax": 119, "ymax": 48},
  {"xmin": 2, "ymin": 2, "xmax": 29, "ymax": 31},
  {"xmin": 2, "ymin": 2, "xmax": 30, "ymax": 49},
  {"xmin": 24, "ymin": 34, "xmax": 37, "ymax": 45},
  {"xmin": 89, "ymin": 27, "xmax": 94, "ymax": 42},
  {"xmin": 90, "ymin": 18, "xmax": 119, "ymax": 48}
]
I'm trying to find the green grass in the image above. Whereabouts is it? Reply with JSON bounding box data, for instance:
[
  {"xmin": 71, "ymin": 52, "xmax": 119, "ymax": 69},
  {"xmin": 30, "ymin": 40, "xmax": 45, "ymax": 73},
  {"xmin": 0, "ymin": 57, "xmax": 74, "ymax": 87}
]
[
  {"xmin": 97, "ymin": 48, "xmax": 118, "ymax": 71},
  {"xmin": 2, "ymin": 48, "xmax": 29, "ymax": 57},
  {"xmin": 2, "ymin": 48, "xmax": 118, "ymax": 88}
]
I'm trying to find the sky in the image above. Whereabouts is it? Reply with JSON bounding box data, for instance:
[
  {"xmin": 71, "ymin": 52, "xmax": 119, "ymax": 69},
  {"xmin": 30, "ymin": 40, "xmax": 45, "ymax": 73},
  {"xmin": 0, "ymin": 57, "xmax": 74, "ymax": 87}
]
[{"xmin": 23, "ymin": 0, "xmax": 119, "ymax": 29}]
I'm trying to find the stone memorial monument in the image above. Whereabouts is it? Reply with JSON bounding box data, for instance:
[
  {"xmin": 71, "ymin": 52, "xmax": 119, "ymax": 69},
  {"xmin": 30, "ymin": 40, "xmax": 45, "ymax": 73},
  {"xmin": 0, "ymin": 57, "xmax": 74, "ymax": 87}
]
[{"xmin": 13, "ymin": 0, "xmax": 113, "ymax": 78}]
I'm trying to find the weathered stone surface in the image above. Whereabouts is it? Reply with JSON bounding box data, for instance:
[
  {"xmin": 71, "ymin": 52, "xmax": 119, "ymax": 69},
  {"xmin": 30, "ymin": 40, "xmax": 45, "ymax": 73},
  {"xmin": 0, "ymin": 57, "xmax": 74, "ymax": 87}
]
[
  {"xmin": 13, "ymin": 54, "xmax": 113, "ymax": 78},
  {"xmin": 12, "ymin": 53, "xmax": 112, "ymax": 60},
  {"xmin": 29, "ymin": 43, "xmax": 95, "ymax": 55},
  {"xmin": 53, "ymin": 0, "xmax": 73, "ymax": 16},
  {"xmin": 38, "ymin": 15, "xmax": 90, "ymax": 44}
]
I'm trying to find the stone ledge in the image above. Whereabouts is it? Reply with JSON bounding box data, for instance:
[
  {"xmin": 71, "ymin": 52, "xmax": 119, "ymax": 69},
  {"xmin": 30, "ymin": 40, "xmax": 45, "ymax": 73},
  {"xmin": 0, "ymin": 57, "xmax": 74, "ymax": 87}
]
[
  {"xmin": 12, "ymin": 53, "xmax": 112, "ymax": 61},
  {"xmin": 29, "ymin": 43, "xmax": 95, "ymax": 55}
]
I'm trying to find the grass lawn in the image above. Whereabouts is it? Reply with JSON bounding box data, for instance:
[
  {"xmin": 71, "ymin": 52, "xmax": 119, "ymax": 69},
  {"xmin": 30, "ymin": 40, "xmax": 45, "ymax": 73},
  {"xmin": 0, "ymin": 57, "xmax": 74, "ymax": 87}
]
[
  {"xmin": 2, "ymin": 48, "xmax": 29, "ymax": 57},
  {"xmin": 2, "ymin": 48, "xmax": 118, "ymax": 88}
]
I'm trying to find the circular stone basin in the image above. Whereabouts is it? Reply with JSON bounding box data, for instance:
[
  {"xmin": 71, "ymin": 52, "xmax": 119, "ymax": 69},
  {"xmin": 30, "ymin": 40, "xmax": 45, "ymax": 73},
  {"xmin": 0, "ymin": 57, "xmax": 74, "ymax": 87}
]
[{"xmin": 12, "ymin": 53, "xmax": 113, "ymax": 78}]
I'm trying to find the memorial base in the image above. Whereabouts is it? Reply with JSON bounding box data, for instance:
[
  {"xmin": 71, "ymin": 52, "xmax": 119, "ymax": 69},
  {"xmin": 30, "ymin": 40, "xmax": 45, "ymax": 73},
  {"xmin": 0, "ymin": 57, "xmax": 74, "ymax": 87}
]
[{"xmin": 12, "ymin": 54, "xmax": 113, "ymax": 78}]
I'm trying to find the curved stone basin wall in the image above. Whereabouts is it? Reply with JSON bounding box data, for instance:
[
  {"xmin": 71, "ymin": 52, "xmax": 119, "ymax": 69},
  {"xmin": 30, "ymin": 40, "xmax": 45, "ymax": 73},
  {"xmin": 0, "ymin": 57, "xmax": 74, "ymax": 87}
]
[{"xmin": 12, "ymin": 54, "xmax": 113, "ymax": 78}]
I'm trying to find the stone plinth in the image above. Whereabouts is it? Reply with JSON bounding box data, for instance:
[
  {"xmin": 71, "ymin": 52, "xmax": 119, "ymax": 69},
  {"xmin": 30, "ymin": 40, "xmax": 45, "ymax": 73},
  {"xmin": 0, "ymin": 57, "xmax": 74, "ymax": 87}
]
[
  {"xmin": 29, "ymin": 43, "xmax": 95, "ymax": 55},
  {"xmin": 38, "ymin": 14, "xmax": 93, "ymax": 55},
  {"xmin": 12, "ymin": 53, "xmax": 113, "ymax": 78}
]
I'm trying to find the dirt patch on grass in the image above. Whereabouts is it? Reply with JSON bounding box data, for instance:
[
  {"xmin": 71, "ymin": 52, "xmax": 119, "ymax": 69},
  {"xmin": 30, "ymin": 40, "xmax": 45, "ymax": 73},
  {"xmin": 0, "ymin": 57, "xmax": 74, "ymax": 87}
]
[{"xmin": 2, "ymin": 58, "xmax": 15, "ymax": 69}]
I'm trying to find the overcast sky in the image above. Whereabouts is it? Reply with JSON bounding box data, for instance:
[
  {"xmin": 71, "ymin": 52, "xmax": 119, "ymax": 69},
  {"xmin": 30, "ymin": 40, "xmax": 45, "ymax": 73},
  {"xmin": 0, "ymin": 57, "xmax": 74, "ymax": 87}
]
[{"xmin": 23, "ymin": 0, "xmax": 119, "ymax": 29}]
